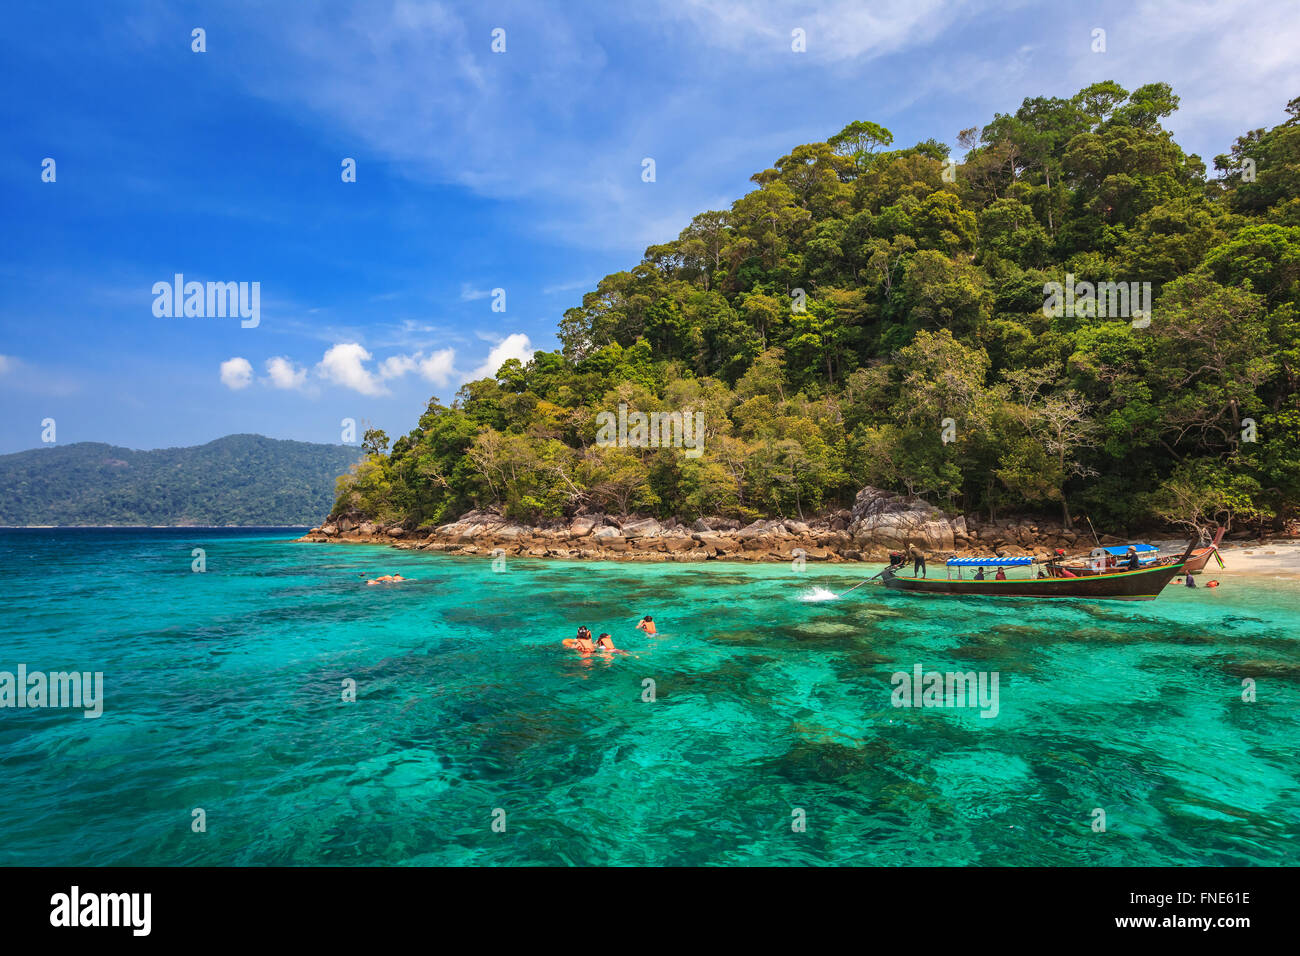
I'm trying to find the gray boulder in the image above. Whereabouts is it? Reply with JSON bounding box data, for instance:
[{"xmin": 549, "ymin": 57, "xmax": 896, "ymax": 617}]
[
  {"xmin": 570, "ymin": 516, "xmax": 599, "ymax": 536},
  {"xmin": 621, "ymin": 517, "xmax": 663, "ymax": 538},
  {"xmin": 847, "ymin": 486, "xmax": 958, "ymax": 551}
]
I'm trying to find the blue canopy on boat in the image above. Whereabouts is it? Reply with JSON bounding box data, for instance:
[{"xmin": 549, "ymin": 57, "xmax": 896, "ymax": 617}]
[
  {"xmin": 1091, "ymin": 544, "xmax": 1159, "ymax": 556},
  {"xmin": 946, "ymin": 556, "xmax": 1034, "ymax": 567}
]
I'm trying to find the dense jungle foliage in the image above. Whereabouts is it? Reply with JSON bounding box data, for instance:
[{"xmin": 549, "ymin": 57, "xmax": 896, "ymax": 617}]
[{"xmin": 334, "ymin": 82, "xmax": 1300, "ymax": 535}]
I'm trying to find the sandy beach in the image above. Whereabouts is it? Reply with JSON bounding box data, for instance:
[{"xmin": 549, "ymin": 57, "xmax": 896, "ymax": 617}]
[{"xmin": 1150, "ymin": 537, "xmax": 1300, "ymax": 579}]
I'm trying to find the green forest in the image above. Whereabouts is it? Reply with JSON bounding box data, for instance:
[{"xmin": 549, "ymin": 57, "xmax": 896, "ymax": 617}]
[
  {"xmin": 0, "ymin": 435, "xmax": 362, "ymax": 526},
  {"xmin": 333, "ymin": 82, "xmax": 1300, "ymax": 536}
]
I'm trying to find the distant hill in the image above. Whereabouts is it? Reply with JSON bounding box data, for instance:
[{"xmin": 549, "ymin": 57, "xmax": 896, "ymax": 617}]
[{"xmin": 0, "ymin": 434, "xmax": 363, "ymax": 526}]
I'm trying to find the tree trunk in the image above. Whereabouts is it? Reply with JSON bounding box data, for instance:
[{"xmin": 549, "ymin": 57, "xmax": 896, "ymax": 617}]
[{"xmin": 1044, "ymin": 164, "xmax": 1055, "ymax": 234}]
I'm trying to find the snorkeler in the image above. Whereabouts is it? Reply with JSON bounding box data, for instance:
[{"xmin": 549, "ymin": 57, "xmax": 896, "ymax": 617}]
[
  {"xmin": 562, "ymin": 626, "xmax": 596, "ymax": 653},
  {"xmin": 635, "ymin": 616, "xmax": 657, "ymax": 635},
  {"xmin": 595, "ymin": 633, "xmax": 625, "ymax": 653}
]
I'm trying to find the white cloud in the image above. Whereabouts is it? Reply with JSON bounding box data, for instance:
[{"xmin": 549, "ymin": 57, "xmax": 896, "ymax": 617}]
[
  {"xmin": 377, "ymin": 353, "xmax": 418, "ymax": 379},
  {"xmin": 265, "ymin": 356, "xmax": 308, "ymax": 390},
  {"xmin": 417, "ymin": 348, "xmax": 457, "ymax": 386},
  {"xmin": 1058, "ymin": 0, "xmax": 1300, "ymax": 160},
  {"xmin": 224, "ymin": 0, "xmax": 1298, "ymax": 254},
  {"xmin": 316, "ymin": 343, "xmax": 389, "ymax": 396},
  {"xmin": 239, "ymin": 343, "xmax": 466, "ymax": 397},
  {"xmin": 469, "ymin": 333, "xmax": 535, "ymax": 381},
  {"xmin": 0, "ymin": 354, "xmax": 79, "ymax": 397},
  {"xmin": 220, "ymin": 357, "xmax": 253, "ymax": 390},
  {"xmin": 542, "ymin": 278, "xmax": 596, "ymax": 295},
  {"xmin": 459, "ymin": 283, "xmax": 492, "ymax": 301},
  {"xmin": 375, "ymin": 347, "xmax": 459, "ymax": 386},
  {"xmin": 668, "ymin": 0, "xmax": 969, "ymax": 62}
]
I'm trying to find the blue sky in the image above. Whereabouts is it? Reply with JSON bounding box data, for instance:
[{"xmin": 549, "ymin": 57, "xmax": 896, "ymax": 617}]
[{"xmin": 2, "ymin": 0, "xmax": 1297, "ymax": 454}]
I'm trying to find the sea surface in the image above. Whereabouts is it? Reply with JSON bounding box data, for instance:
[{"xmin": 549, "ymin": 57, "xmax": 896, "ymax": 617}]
[{"xmin": 1, "ymin": 527, "xmax": 1297, "ymax": 866}]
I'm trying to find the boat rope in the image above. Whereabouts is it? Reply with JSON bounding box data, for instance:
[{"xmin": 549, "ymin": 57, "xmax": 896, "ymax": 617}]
[
  {"xmin": 835, "ymin": 563, "xmax": 898, "ymax": 598},
  {"xmin": 835, "ymin": 578, "xmax": 874, "ymax": 598}
]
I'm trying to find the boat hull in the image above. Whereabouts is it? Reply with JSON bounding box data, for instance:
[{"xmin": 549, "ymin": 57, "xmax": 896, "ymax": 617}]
[
  {"xmin": 882, "ymin": 560, "xmax": 1187, "ymax": 601},
  {"xmin": 1181, "ymin": 547, "xmax": 1220, "ymax": 573}
]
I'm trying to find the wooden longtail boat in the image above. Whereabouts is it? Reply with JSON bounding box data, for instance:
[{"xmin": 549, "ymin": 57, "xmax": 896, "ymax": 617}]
[
  {"xmin": 881, "ymin": 540, "xmax": 1197, "ymax": 601},
  {"xmin": 1059, "ymin": 527, "xmax": 1225, "ymax": 576},
  {"xmin": 1180, "ymin": 526, "xmax": 1226, "ymax": 573},
  {"xmin": 1058, "ymin": 543, "xmax": 1163, "ymax": 576}
]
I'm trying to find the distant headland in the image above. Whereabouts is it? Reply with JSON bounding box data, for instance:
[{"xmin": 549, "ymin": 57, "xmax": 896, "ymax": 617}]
[{"xmin": 0, "ymin": 434, "xmax": 361, "ymax": 527}]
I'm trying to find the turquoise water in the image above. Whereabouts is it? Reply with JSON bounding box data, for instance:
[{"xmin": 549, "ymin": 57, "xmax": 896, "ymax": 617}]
[{"xmin": 1, "ymin": 528, "xmax": 1297, "ymax": 866}]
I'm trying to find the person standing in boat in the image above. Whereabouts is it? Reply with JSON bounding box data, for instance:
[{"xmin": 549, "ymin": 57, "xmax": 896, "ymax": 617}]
[
  {"xmin": 907, "ymin": 543, "xmax": 927, "ymax": 578},
  {"xmin": 1124, "ymin": 546, "xmax": 1141, "ymax": 572}
]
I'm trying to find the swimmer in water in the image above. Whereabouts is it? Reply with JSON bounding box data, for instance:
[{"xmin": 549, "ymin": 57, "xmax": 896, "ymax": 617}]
[
  {"xmin": 594, "ymin": 633, "xmax": 625, "ymax": 653},
  {"xmin": 635, "ymin": 615, "xmax": 657, "ymax": 635},
  {"xmin": 562, "ymin": 626, "xmax": 596, "ymax": 653}
]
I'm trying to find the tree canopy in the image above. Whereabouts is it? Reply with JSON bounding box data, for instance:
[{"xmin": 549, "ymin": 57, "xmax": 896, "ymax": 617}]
[{"xmin": 333, "ymin": 83, "xmax": 1300, "ymax": 535}]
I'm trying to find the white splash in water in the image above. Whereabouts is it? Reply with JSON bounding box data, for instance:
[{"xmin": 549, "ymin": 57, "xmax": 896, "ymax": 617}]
[{"xmin": 799, "ymin": 586, "xmax": 839, "ymax": 602}]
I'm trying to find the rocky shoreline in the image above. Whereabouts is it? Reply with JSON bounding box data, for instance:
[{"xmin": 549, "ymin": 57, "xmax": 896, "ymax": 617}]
[{"xmin": 297, "ymin": 486, "xmax": 1210, "ymax": 564}]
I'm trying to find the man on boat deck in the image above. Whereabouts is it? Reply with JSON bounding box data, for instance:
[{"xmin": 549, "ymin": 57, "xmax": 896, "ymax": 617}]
[
  {"xmin": 1124, "ymin": 546, "xmax": 1141, "ymax": 572},
  {"xmin": 907, "ymin": 543, "xmax": 926, "ymax": 578}
]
